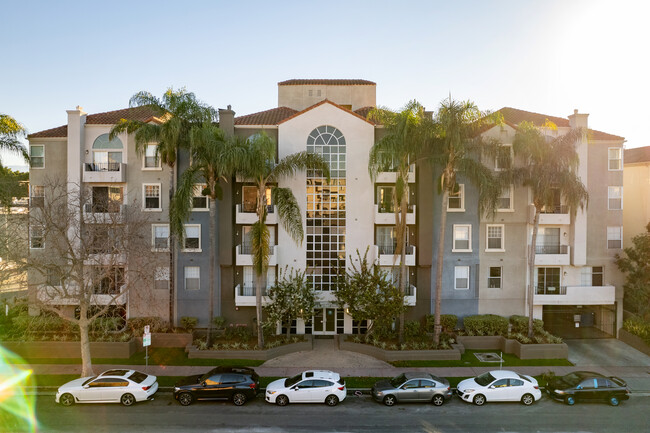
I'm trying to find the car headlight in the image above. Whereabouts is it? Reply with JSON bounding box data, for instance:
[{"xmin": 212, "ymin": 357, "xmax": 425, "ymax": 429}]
[
  {"xmin": 553, "ymin": 389, "xmax": 565, "ymax": 395},
  {"xmin": 463, "ymin": 389, "xmax": 474, "ymax": 393},
  {"xmin": 267, "ymin": 390, "xmax": 276, "ymax": 395},
  {"xmin": 375, "ymin": 391, "xmax": 383, "ymax": 396},
  {"xmin": 174, "ymin": 387, "xmax": 180, "ymax": 392}
]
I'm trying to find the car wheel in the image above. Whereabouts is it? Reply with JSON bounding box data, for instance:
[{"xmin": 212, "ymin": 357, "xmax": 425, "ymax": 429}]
[
  {"xmin": 325, "ymin": 394, "xmax": 339, "ymax": 406},
  {"xmin": 120, "ymin": 393, "xmax": 135, "ymax": 407},
  {"xmin": 232, "ymin": 392, "xmax": 247, "ymax": 406},
  {"xmin": 432, "ymin": 394, "xmax": 445, "ymax": 406},
  {"xmin": 565, "ymin": 396, "xmax": 575, "ymax": 406},
  {"xmin": 521, "ymin": 393, "xmax": 535, "ymax": 406},
  {"xmin": 59, "ymin": 393, "xmax": 74, "ymax": 407},
  {"xmin": 383, "ymin": 395, "xmax": 396, "ymax": 407},
  {"xmin": 178, "ymin": 392, "xmax": 193, "ymax": 406},
  {"xmin": 473, "ymin": 394, "xmax": 486, "ymax": 406},
  {"xmin": 609, "ymin": 395, "xmax": 620, "ymax": 406},
  {"xmin": 276, "ymin": 395, "xmax": 289, "ymax": 406}
]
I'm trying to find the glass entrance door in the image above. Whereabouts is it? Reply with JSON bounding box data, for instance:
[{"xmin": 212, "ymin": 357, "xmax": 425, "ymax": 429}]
[{"xmin": 313, "ymin": 308, "xmax": 337, "ymax": 334}]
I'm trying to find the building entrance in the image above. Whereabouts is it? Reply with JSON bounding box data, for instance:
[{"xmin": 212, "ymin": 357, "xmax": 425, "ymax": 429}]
[{"xmin": 313, "ymin": 308, "xmax": 337, "ymax": 335}]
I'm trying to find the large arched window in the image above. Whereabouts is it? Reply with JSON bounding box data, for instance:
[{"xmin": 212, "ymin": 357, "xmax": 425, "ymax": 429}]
[
  {"xmin": 92, "ymin": 134, "xmax": 123, "ymax": 171},
  {"xmin": 306, "ymin": 125, "xmax": 346, "ymax": 177}
]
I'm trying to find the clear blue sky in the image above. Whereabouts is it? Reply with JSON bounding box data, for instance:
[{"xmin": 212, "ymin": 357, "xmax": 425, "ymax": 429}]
[{"xmin": 2, "ymin": 0, "xmax": 648, "ymax": 170}]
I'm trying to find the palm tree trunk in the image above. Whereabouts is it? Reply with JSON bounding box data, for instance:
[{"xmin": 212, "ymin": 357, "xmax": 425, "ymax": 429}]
[
  {"xmin": 398, "ymin": 192, "xmax": 408, "ymax": 344},
  {"xmin": 168, "ymin": 163, "xmax": 175, "ymax": 327},
  {"xmin": 528, "ymin": 207, "xmax": 541, "ymax": 338},
  {"xmin": 207, "ymin": 198, "xmax": 217, "ymax": 346},
  {"xmin": 434, "ymin": 187, "xmax": 449, "ymax": 346},
  {"xmin": 255, "ymin": 183, "xmax": 266, "ymax": 349}
]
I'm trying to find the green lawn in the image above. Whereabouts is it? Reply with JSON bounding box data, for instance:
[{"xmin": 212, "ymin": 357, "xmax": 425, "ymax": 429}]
[{"xmin": 390, "ymin": 350, "xmax": 573, "ymax": 368}]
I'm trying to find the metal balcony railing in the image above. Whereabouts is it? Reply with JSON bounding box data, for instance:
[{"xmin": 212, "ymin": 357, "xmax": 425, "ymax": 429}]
[
  {"xmin": 84, "ymin": 162, "xmax": 121, "ymax": 172},
  {"xmin": 535, "ymin": 285, "xmax": 567, "ymax": 295},
  {"xmin": 535, "ymin": 244, "xmax": 568, "ymax": 254},
  {"xmin": 239, "ymin": 285, "xmax": 269, "ymax": 296},
  {"xmin": 377, "ymin": 244, "xmax": 414, "ymax": 255},
  {"xmin": 540, "ymin": 205, "xmax": 568, "ymax": 214}
]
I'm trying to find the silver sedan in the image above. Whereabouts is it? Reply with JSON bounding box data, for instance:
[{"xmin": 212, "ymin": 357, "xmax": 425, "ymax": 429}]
[{"xmin": 371, "ymin": 372, "xmax": 453, "ymax": 406}]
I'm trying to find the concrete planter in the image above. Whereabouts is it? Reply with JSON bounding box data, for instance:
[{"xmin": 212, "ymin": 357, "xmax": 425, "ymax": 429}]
[
  {"xmin": 618, "ymin": 328, "xmax": 650, "ymax": 357},
  {"xmin": 339, "ymin": 340, "xmax": 461, "ymax": 361},
  {"xmin": 187, "ymin": 337, "xmax": 312, "ymax": 360},
  {"xmin": 1, "ymin": 339, "xmax": 137, "ymax": 359},
  {"xmin": 456, "ymin": 335, "xmax": 568, "ymax": 359},
  {"xmin": 134, "ymin": 333, "xmax": 192, "ymax": 349}
]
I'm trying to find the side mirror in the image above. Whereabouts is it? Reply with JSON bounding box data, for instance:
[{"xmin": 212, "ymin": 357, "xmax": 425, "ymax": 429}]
[
  {"xmin": 489, "ymin": 385, "xmax": 495, "ymax": 389},
  {"xmin": 202, "ymin": 382, "xmax": 207, "ymax": 387},
  {"xmin": 83, "ymin": 385, "xmax": 89, "ymax": 389},
  {"xmin": 291, "ymin": 386, "xmax": 298, "ymax": 391}
]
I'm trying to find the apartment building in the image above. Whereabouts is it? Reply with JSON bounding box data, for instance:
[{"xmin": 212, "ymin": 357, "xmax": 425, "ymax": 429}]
[
  {"xmin": 27, "ymin": 80, "xmax": 625, "ymax": 337},
  {"xmin": 623, "ymin": 146, "xmax": 650, "ymax": 247}
]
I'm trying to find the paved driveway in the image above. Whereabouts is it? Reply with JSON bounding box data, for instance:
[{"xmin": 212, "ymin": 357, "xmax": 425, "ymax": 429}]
[{"xmin": 566, "ymin": 339, "xmax": 650, "ymax": 367}]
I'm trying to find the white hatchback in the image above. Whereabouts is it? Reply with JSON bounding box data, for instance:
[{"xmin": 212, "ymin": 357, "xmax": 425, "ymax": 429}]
[
  {"xmin": 56, "ymin": 369, "xmax": 158, "ymax": 407},
  {"xmin": 456, "ymin": 370, "xmax": 542, "ymax": 406},
  {"xmin": 265, "ymin": 370, "xmax": 346, "ymax": 406}
]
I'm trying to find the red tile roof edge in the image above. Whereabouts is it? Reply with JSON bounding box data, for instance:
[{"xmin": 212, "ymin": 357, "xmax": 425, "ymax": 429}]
[
  {"xmin": 277, "ymin": 100, "xmax": 375, "ymax": 126},
  {"xmin": 278, "ymin": 79, "xmax": 376, "ymax": 86}
]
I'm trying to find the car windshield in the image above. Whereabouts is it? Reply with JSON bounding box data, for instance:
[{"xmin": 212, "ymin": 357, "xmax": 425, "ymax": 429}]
[
  {"xmin": 129, "ymin": 371, "xmax": 148, "ymax": 384},
  {"xmin": 285, "ymin": 373, "xmax": 303, "ymax": 388},
  {"xmin": 561, "ymin": 373, "xmax": 583, "ymax": 387},
  {"xmin": 475, "ymin": 372, "xmax": 497, "ymax": 387},
  {"xmin": 200, "ymin": 368, "xmax": 219, "ymax": 382},
  {"xmin": 390, "ymin": 374, "xmax": 408, "ymax": 388},
  {"xmin": 82, "ymin": 376, "xmax": 97, "ymax": 386}
]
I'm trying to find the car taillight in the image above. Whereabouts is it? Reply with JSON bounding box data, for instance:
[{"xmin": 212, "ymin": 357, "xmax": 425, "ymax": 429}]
[
  {"xmin": 534, "ymin": 386, "xmax": 539, "ymax": 389},
  {"xmin": 447, "ymin": 387, "xmax": 451, "ymax": 391},
  {"xmin": 142, "ymin": 385, "xmax": 151, "ymax": 391},
  {"xmin": 250, "ymin": 383, "xmax": 257, "ymax": 389},
  {"xmin": 338, "ymin": 386, "xmax": 345, "ymax": 391}
]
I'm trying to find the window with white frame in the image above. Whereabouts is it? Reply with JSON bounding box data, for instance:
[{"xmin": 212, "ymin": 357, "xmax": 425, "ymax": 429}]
[
  {"xmin": 183, "ymin": 225, "xmax": 201, "ymax": 251},
  {"xmin": 376, "ymin": 185, "xmax": 396, "ymax": 213},
  {"xmin": 608, "ymin": 186, "xmax": 622, "ymax": 210},
  {"xmin": 184, "ymin": 266, "xmax": 200, "ymax": 290},
  {"xmin": 30, "ymin": 145, "xmax": 44, "ymax": 168},
  {"xmin": 486, "ymin": 224, "xmax": 504, "ymax": 251},
  {"xmin": 495, "ymin": 145, "xmax": 512, "ymax": 171},
  {"xmin": 143, "ymin": 184, "xmax": 161, "ymax": 210},
  {"xmin": 608, "ymin": 148, "xmax": 622, "ymax": 171},
  {"xmin": 152, "ymin": 224, "xmax": 170, "ymax": 251},
  {"xmin": 607, "ymin": 226, "xmax": 622, "ymax": 249},
  {"xmin": 497, "ymin": 185, "xmax": 513, "ymax": 211},
  {"xmin": 447, "ymin": 184, "xmax": 465, "ymax": 211},
  {"xmin": 154, "ymin": 267, "xmax": 170, "ymax": 290},
  {"xmin": 30, "ymin": 225, "xmax": 44, "ymax": 249},
  {"xmin": 581, "ymin": 266, "xmax": 603, "ymax": 286},
  {"xmin": 452, "ymin": 225, "xmax": 471, "ymax": 252},
  {"xmin": 31, "ymin": 185, "xmax": 44, "ymax": 207},
  {"xmin": 192, "ymin": 184, "xmax": 208, "ymax": 210},
  {"xmin": 488, "ymin": 267, "xmax": 502, "ymax": 288},
  {"xmin": 143, "ymin": 144, "xmax": 161, "ymax": 169},
  {"xmin": 454, "ymin": 266, "xmax": 470, "ymax": 290}
]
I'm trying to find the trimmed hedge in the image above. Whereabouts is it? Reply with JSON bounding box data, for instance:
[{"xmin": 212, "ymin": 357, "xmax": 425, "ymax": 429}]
[
  {"xmin": 463, "ymin": 314, "xmax": 508, "ymax": 336},
  {"xmin": 623, "ymin": 317, "xmax": 650, "ymax": 345},
  {"xmin": 425, "ymin": 314, "xmax": 458, "ymax": 332},
  {"xmin": 509, "ymin": 315, "xmax": 544, "ymax": 335}
]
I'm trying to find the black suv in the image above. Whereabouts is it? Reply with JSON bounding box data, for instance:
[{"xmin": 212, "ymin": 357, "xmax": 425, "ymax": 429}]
[{"xmin": 174, "ymin": 366, "xmax": 260, "ymax": 406}]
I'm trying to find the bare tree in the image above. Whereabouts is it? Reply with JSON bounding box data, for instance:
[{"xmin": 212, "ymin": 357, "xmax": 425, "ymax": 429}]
[{"xmin": 8, "ymin": 178, "xmax": 155, "ymax": 376}]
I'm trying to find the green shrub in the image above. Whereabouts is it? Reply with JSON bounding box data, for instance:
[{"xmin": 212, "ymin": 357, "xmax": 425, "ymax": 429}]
[
  {"xmin": 91, "ymin": 316, "xmax": 125, "ymax": 333},
  {"xmin": 623, "ymin": 317, "xmax": 650, "ymax": 344},
  {"xmin": 509, "ymin": 315, "xmax": 544, "ymax": 335},
  {"xmin": 425, "ymin": 314, "xmax": 458, "ymax": 333},
  {"xmin": 128, "ymin": 316, "xmax": 170, "ymax": 334},
  {"xmin": 212, "ymin": 316, "xmax": 226, "ymax": 329},
  {"xmin": 225, "ymin": 324, "xmax": 253, "ymax": 341},
  {"xmin": 404, "ymin": 321, "xmax": 423, "ymax": 340},
  {"xmin": 463, "ymin": 314, "xmax": 508, "ymax": 336},
  {"xmin": 180, "ymin": 316, "xmax": 198, "ymax": 331}
]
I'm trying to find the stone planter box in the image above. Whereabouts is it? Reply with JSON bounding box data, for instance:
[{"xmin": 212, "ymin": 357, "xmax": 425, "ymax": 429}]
[
  {"xmin": 456, "ymin": 335, "xmax": 568, "ymax": 359},
  {"xmin": 1, "ymin": 339, "xmax": 137, "ymax": 359},
  {"xmin": 187, "ymin": 337, "xmax": 312, "ymax": 360},
  {"xmin": 339, "ymin": 339, "xmax": 461, "ymax": 361},
  {"xmin": 618, "ymin": 328, "xmax": 650, "ymax": 357},
  {"xmin": 135, "ymin": 333, "xmax": 192, "ymax": 350}
]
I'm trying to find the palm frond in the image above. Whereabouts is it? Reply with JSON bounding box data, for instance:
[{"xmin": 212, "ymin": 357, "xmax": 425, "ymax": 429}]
[
  {"xmin": 272, "ymin": 187, "xmax": 304, "ymax": 244},
  {"xmin": 170, "ymin": 164, "xmax": 201, "ymax": 241}
]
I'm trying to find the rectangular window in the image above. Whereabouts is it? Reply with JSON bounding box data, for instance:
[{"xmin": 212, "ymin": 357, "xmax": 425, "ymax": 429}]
[
  {"xmin": 581, "ymin": 266, "xmax": 604, "ymax": 286},
  {"xmin": 488, "ymin": 267, "xmax": 502, "ymax": 289},
  {"xmin": 30, "ymin": 145, "xmax": 44, "ymax": 168},
  {"xmin": 536, "ymin": 267, "xmax": 561, "ymax": 294},
  {"xmin": 152, "ymin": 224, "xmax": 170, "ymax": 251},
  {"xmin": 241, "ymin": 185, "xmax": 271, "ymax": 213},
  {"xmin": 192, "ymin": 184, "xmax": 208, "ymax": 210},
  {"xmin": 486, "ymin": 224, "xmax": 504, "ymax": 251},
  {"xmin": 184, "ymin": 225, "xmax": 201, "ymax": 251},
  {"xmin": 376, "ymin": 226, "xmax": 399, "ymax": 254},
  {"xmin": 452, "ymin": 224, "xmax": 471, "ymax": 252},
  {"xmin": 607, "ymin": 226, "xmax": 622, "ymax": 249},
  {"xmin": 31, "ymin": 185, "xmax": 44, "ymax": 207},
  {"xmin": 184, "ymin": 266, "xmax": 200, "ymax": 290},
  {"xmin": 495, "ymin": 145, "xmax": 512, "ymax": 171},
  {"xmin": 92, "ymin": 266, "xmax": 124, "ymax": 294},
  {"xmin": 143, "ymin": 144, "xmax": 161, "ymax": 169},
  {"xmin": 454, "ymin": 266, "xmax": 470, "ymax": 290},
  {"xmin": 608, "ymin": 186, "xmax": 622, "ymax": 210},
  {"xmin": 90, "ymin": 186, "xmax": 123, "ymax": 213},
  {"xmin": 30, "ymin": 226, "xmax": 44, "ymax": 249},
  {"xmin": 376, "ymin": 186, "xmax": 395, "ymax": 213},
  {"xmin": 154, "ymin": 267, "xmax": 169, "ymax": 291},
  {"xmin": 497, "ymin": 186, "xmax": 513, "ymax": 211},
  {"xmin": 536, "ymin": 227, "xmax": 561, "ymax": 254},
  {"xmin": 143, "ymin": 184, "xmax": 161, "ymax": 210},
  {"xmin": 608, "ymin": 148, "xmax": 622, "ymax": 171},
  {"xmin": 447, "ymin": 184, "xmax": 465, "ymax": 212}
]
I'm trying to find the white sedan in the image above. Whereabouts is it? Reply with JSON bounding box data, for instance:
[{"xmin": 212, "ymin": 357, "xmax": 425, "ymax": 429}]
[
  {"xmin": 56, "ymin": 369, "xmax": 158, "ymax": 407},
  {"xmin": 456, "ymin": 370, "xmax": 542, "ymax": 406},
  {"xmin": 266, "ymin": 370, "xmax": 346, "ymax": 406}
]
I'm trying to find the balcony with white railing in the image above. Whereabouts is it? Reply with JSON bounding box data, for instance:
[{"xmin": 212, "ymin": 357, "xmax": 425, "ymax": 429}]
[
  {"xmin": 83, "ymin": 203, "xmax": 126, "ymax": 223},
  {"xmin": 374, "ymin": 204, "xmax": 416, "ymax": 225},
  {"xmin": 404, "ymin": 284, "xmax": 417, "ymax": 306},
  {"xmin": 82, "ymin": 162, "xmax": 127, "ymax": 183},
  {"xmin": 234, "ymin": 284, "xmax": 271, "ymax": 307},
  {"xmin": 235, "ymin": 204, "xmax": 277, "ymax": 225},
  {"xmin": 534, "ymin": 244, "xmax": 570, "ymax": 266},
  {"xmin": 235, "ymin": 244, "xmax": 277, "ymax": 266},
  {"xmin": 374, "ymin": 244, "xmax": 416, "ymax": 267},
  {"xmin": 375, "ymin": 164, "xmax": 416, "ymax": 184},
  {"xmin": 534, "ymin": 284, "xmax": 615, "ymax": 305},
  {"xmin": 538, "ymin": 204, "xmax": 570, "ymax": 225}
]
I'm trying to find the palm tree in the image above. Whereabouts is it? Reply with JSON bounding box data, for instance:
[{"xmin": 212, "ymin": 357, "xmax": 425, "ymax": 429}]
[
  {"xmin": 109, "ymin": 88, "xmax": 217, "ymax": 326},
  {"xmin": 510, "ymin": 121, "xmax": 588, "ymax": 337},
  {"xmin": 429, "ymin": 99, "xmax": 502, "ymax": 345},
  {"xmin": 368, "ymin": 101, "xmax": 430, "ymax": 343},
  {"xmin": 0, "ymin": 113, "xmax": 29, "ymax": 165},
  {"xmin": 236, "ymin": 133, "xmax": 329, "ymax": 349}
]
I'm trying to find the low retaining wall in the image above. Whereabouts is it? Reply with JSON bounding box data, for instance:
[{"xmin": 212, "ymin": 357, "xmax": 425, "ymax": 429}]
[
  {"xmin": 457, "ymin": 336, "xmax": 568, "ymax": 360},
  {"xmin": 1, "ymin": 339, "xmax": 137, "ymax": 359},
  {"xmin": 135, "ymin": 333, "xmax": 192, "ymax": 350},
  {"xmin": 618, "ymin": 328, "xmax": 650, "ymax": 357},
  {"xmin": 339, "ymin": 339, "xmax": 460, "ymax": 361},
  {"xmin": 187, "ymin": 337, "xmax": 312, "ymax": 360}
]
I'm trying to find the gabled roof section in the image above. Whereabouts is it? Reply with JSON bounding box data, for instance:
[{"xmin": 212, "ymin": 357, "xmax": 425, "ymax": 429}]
[
  {"xmin": 277, "ymin": 99, "xmax": 375, "ymax": 126},
  {"xmin": 625, "ymin": 146, "xmax": 650, "ymax": 164},
  {"xmin": 354, "ymin": 106, "xmax": 380, "ymax": 124},
  {"xmin": 234, "ymin": 107, "xmax": 298, "ymax": 126},
  {"xmin": 278, "ymin": 79, "xmax": 375, "ymax": 86},
  {"xmin": 28, "ymin": 106, "xmax": 162, "ymax": 139}
]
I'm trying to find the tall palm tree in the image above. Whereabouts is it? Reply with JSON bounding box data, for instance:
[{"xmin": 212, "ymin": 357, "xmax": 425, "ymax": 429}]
[
  {"xmin": 429, "ymin": 99, "xmax": 502, "ymax": 345},
  {"xmin": 509, "ymin": 121, "xmax": 588, "ymax": 337},
  {"xmin": 236, "ymin": 133, "xmax": 329, "ymax": 349},
  {"xmin": 170, "ymin": 123, "xmax": 244, "ymax": 345},
  {"xmin": 0, "ymin": 113, "xmax": 29, "ymax": 165},
  {"xmin": 368, "ymin": 101, "xmax": 430, "ymax": 343},
  {"xmin": 109, "ymin": 88, "xmax": 217, "ymax": 326}
]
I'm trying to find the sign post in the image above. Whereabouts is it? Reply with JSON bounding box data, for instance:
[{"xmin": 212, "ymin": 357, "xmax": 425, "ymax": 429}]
[{"xmin": 143, "ymin": 325, "xmax": 151, "ymax": 372}]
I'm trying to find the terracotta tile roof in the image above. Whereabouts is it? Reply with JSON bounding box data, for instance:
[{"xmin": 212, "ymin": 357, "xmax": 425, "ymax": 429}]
[
  {"xmin": 354, "ymin": 106, "xmax": 379, "ymax": 124},
  {"xmin": 625, "ymin": 146, "xmax": 650, "ymax": 164},
  {"xmin": 28, "ymin": 106, "xmax": 162, "ymax": 139},
  {"xmin": 234, "ymin": 107, "xmax": 298, "ymax": 126},
  {"xmin": 277, "ymin": 100, "xmax": 375, "ymax": 126},
  {"xmin": 278, "ymin": 79, "xmax": 376, "ymax": 86}
]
